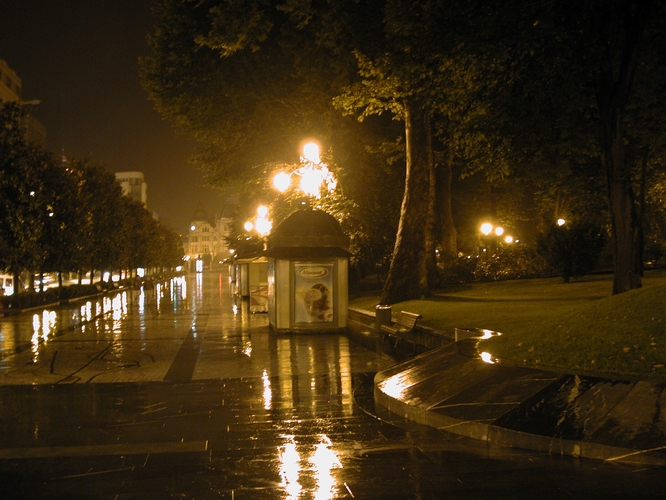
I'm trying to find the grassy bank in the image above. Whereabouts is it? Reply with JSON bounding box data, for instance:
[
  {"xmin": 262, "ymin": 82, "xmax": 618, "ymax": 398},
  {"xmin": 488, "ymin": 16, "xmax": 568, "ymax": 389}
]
[{"xmin": 350, "ymin": 268, "xmax": 666, "ymax": 380}]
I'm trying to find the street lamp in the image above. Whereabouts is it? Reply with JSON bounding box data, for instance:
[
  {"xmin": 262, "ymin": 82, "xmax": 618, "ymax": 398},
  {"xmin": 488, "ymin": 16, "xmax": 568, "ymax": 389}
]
[
  {"xmin": 480, "ymin": 222, "xmax": 493, "ymax": 236},
  {"xmin": 273, "ymin": 172, "xmax": 291, "ymax": 193},
  {"xmin": 254, "ymin": 205, "xmax": 272, "ymax": 236},
  {"xmin": 272, "ymin": 142, "xmax": 337, "ymax": 199},
  {"xmin": 245, "ymin": 205, "xmax": 272, "ymax": 237},
  {"xmin": 480, "ymin": 222, "xmax": 513, "ymax": 254}
]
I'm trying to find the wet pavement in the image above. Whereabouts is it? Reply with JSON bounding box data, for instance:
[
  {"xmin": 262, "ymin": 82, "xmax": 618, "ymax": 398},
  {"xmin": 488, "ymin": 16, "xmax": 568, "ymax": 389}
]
[
  {"xmin": 1, "ymin": 272, "xmax": 666, "ymax": 499},
  {"xmin": 375, "ymin": 341, "xmax": 666, "ymax": 465}
]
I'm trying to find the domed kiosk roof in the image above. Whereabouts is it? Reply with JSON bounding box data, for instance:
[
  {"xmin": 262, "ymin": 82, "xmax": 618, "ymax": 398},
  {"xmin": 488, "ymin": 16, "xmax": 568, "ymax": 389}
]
[{"xmin": 266, "ymin": 209, "xmax": 349, "ymax": 258}]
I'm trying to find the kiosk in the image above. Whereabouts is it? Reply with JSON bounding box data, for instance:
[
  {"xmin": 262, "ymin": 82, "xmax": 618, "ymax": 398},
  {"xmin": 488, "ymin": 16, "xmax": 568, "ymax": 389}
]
[
  {"xmin": 230, "ymin": 254, "xmax": 268, "ymax": 313},
  {"xmin": 265, "ymin": 209, "xmax": 349, "ymax": 334}
]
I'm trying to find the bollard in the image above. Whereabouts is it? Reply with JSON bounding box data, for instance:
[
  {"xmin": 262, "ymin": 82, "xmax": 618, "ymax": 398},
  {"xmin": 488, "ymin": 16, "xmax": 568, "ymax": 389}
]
[{"xmin": 375, "ymin": 304, "xmax": 392, "ymax": 333}]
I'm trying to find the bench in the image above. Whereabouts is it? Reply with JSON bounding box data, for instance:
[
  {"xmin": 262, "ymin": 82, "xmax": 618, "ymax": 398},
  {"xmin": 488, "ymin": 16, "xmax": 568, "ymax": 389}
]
[{"xmin": 380, "ymin": 311, "xmax": 421, "ymax": 350}]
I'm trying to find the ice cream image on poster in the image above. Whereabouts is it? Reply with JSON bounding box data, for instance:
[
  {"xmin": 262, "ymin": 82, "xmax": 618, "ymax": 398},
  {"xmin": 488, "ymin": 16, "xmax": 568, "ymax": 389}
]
[{"xmin": 294, "ymin": 264, "xmax": 334, "ymax": 323}]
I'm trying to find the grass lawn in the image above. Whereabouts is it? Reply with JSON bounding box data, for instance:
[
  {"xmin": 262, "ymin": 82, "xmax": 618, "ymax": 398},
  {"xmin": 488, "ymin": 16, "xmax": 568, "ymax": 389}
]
[{"xmin": 350, "ymin": 268, "xmax": 666, "ymax": 380}]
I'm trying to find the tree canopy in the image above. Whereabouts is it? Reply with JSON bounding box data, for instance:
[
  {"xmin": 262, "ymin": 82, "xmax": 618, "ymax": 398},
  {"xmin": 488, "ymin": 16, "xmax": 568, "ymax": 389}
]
[
  {"xmin": 141, "ymin": 0, "xmax": 666, "ymax": 300},
  {"xmin": 0, "ymin": 101, "xmax": 183, "ymax": 289}
]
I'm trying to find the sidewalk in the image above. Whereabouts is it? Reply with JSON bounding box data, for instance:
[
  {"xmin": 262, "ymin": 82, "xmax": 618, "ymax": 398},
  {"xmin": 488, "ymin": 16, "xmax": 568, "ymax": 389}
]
[
  {"xmin": 4, "ymin": 280, "xmax": 666, "ymax": 467},
  {"xmin": 374, "ymin": 337, "xmax": 666, "ymax": 466}
]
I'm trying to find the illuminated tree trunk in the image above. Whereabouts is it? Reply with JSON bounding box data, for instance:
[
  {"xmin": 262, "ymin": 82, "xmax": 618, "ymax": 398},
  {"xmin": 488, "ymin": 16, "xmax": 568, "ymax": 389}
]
[{"xmin": 380, "ymin": 99, "xmax": 432, "ymax": 304}]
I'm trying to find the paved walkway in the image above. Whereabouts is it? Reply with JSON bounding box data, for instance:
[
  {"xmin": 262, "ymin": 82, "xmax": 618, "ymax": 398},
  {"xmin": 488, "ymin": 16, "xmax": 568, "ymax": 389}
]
[
  {"xmin": 0, "ymin": 276, "xmax": 385, "ymax": 386},
  {"xmin": 1, "ymin": 273, "xmax": 666, "ymax": 498}
]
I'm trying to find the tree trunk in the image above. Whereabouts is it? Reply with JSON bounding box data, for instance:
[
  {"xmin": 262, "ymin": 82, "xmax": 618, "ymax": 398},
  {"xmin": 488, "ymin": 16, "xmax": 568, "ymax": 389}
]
[
  {"xmin": 594, "ymin": 0, "xmax": 648, "ymax": 294},
  {"xmin": 13, "ymin": 271, "xmax": 20, "ymax": 295},
  {"xmin": 439, "ymin": 147, "xmax": 457, "ymax": 260},
  {"xmin": 425, "ymin": 114, "xmax": 438, "ymax": 288},
  {"xmin": 597, "ymin": 75, "xmax": 642, "ymax": 295},
  {"xmin": 380, "ymin": 99, "xmax": 432, "ymax": 304},
  {"xmin": 637, "ymin": 146, "xmax": 648, "ymax": 278}
]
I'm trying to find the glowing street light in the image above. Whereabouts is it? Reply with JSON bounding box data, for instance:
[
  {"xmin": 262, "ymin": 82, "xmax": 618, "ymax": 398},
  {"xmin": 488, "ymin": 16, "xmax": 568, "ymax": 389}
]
[
  {"xmin": 245, "ymin": 205, "xmax": 272, "ymax": 237},
  {"xmin": 255, "ymin": 205, "xmax": 272, "ymax": 236},
  {"xmin": 272, "ymin": 142, "xmax": 337, "ymax": 199},
  {"xmin": 557, "ymin": 218, "xmax": 566, "ymax": 226},
  {"xmin": 480, "ymin": 222, "xmax": 514, "ymax": 255},
  {"xmin": 302, "ymin": 142, "xmax": 321, "ymax": 163},
  {"xmin": 273, "ymin": 172, "xmax": 291, "ymax": 193}
]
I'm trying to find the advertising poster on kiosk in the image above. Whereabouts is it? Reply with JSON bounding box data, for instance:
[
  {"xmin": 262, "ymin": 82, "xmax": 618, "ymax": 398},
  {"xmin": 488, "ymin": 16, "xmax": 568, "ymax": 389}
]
[{"xmin": 294, "ymin": 263, "xmax": 334, "ymax": 323}]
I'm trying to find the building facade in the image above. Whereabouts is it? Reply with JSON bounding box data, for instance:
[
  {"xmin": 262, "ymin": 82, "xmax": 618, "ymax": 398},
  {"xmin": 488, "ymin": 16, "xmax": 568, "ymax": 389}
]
[
  {"xmin": 185, "ymin": 207, "xmax": 215, "ymax": 271},
  {"xmin": 0, "ymin": 58, "xmax": 46, "ymax": 147},
  {"xmin": 115, "ymin": 171, "xmax": 148, "ymax": 207},
  {"xmin": 184, "ymin": 204, "xmax": 235, "ymax": 271},
  {"xmin": 0, "ymin": 58, "xmax": 21, "ymax": 102}
]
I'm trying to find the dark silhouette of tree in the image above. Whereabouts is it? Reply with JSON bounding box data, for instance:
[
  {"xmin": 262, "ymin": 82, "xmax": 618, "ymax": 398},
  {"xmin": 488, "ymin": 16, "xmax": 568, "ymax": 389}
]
[
  {"xmin": 0, "ymin": 102, "xmax": 47, "ymax": 289},
  {"xmin": 473, "ymin": 0, "xmax": 666, "ymax": 294}
]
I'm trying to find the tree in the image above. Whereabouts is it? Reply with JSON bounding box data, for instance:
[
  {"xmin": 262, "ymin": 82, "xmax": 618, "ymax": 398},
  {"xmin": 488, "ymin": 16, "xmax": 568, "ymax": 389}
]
[
  {"xmin": 40, "ymin": 155, "xmax": 89, "ymax": 289},
  {"xmin": 334, "ymin": 1, "xmax": 491, "ymax": 302},
  {"xmin": 140, "ymin": 0, "xmax": 366, "ymax": 190},
  {"xmin": 334, "ymin": 53, "xmax": 432, "ymax": 303},
  {"xmin": 537, "ymin": 220, "xmax": 606, "ymax": 282},
  {"xmin": 473, "ymin": 0, "xmax": 666, "ymax": 294},
  {"xmin": 79, "ymin": 161, "xmax": 125, "ymax": 282},
  {"xmin": 141, "ymin": 0, "xmax": 410, "ymax": 287},
  {"xmin": 0, "ymin": 102, "xmax": 48, "ymax": 289}
]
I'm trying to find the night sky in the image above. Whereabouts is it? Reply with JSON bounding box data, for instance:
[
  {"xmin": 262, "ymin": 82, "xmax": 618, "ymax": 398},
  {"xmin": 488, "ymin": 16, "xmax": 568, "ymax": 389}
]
[{"xmin": 0, "ymin": 0, "xmax": 222, "ymax": 232}]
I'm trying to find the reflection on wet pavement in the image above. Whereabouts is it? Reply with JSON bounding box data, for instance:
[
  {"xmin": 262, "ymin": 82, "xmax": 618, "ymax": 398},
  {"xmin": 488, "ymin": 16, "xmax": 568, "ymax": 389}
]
[{"xmin": 1, "ymin": 272, "xmax": 665, "ymax": 498}]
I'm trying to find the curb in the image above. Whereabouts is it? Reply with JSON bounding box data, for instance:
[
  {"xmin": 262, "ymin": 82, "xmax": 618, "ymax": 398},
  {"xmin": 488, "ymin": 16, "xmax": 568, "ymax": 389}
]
[{"xmin": 374, "ymin": 349, "xmax": 666, "ymax": 466}]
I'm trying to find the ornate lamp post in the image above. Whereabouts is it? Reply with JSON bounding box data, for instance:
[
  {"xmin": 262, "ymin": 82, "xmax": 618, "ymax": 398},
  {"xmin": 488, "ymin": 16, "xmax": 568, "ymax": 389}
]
[{"xmin": 272, "ymin": 142, "xmax": 337, "ymax": 199}]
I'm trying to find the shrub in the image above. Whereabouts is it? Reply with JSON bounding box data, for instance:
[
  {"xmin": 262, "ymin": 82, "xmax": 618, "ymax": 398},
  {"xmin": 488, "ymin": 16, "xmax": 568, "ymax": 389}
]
[{"xmin": 438, "ymin": 256, "xmax": 478, "ymax": 283}]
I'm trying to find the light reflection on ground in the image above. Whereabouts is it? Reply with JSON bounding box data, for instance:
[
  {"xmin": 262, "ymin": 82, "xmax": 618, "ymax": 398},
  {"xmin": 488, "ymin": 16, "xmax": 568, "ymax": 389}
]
[
  {"xmin": 0, "ymin": 273, "xmax": 664, "ymax": 498},
  {"xmin": 278, "ymin": 434, "xmax": 342, "ymax": 500}
]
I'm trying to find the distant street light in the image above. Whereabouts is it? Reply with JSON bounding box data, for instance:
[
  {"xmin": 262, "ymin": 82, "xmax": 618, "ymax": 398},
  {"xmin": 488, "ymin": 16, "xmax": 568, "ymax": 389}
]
[
  {"xmin": 245, "ymin": 205, "xmax": 272, "ymax": 237},
  {"xmin": 557, "ymin": 218, "xmax": 566, "ymax": 226},
  {"xmin": 254, "ymin": 205, "xmax": 272, "ymax": 236},
  {"xmin": 480, "ymin": 222, "xmax": 514, "ymax": 255}
]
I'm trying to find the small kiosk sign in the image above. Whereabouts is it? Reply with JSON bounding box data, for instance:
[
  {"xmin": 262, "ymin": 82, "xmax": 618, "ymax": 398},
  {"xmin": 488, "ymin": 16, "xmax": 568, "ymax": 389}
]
[{"xmin": 294, "ymin": 263, "xmax": 334, "ymax": 323}]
